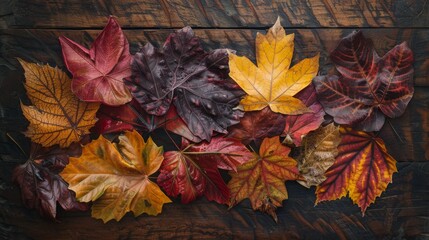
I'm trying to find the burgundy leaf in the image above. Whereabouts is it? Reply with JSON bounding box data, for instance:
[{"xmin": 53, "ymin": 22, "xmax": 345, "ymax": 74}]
[
  {"xmin": 313, "ymin": 31, "xmax": 414, "ymax": 131},
  {"xmin": 126, "ymin": 27, "xmax": 244, "ymax": 141},
  {"xmin": 93, "ymin": 100, "xmax": 140, "ymax": 134},
  {"xmin": 157, "ymin": 137, "xmax": 251, "ymax": 204},
  {"xmin": 282, "ymin": 85, "xmax": 325, "ymax": 146},
  {"xmin": 59, "ymin": 16, "xmax": 132, "ymax": 106},
  {"xmin": 13, "ymin": 144, "xmax": 87, "ymax": 219},
  {"xmin": 227, "ymin": 107, "xmax": 285, "ymax": 145}
]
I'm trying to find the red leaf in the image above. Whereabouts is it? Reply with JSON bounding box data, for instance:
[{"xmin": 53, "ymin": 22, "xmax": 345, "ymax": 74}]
[
  {"xmin": 313, "ymin": 31, "xmax": 414, "ymax": 131},
  {"xmin": 227, "ymin": 107, "xmax": 285, "ymax": 145},
  {"xmin": 13, "ymin": 144, "xmax": 88, "ymax": 219},
  {"xmin": 94, "ymin": 100, "xmax": 140, "ymax": 134},
  {"xmin": 282, "ymin": 85, "xmax": 325, "ymax": 146},
  {"xmin": 315, "ymin": 128, "xmax": 397, "ymax": 214},
  {"xmin": 157, "ymin": 137, "xmax": 251, "ymax": 204},
  {"xmin": 126, "ymin": 27, "xmax": 244, "ymax": 141},
  {"xmin": 59, "ymin": 16, "xmax": 132, "ymax": 106}
]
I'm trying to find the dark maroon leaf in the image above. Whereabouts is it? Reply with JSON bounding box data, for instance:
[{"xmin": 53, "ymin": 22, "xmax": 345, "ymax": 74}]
[
  {"xmin": 126, "ymin": 27, "xmax": 244, "ymax": 141},
  {"xmin": 282, "ymin": 85, "xmax": 325, "ymax": 146},
  {"xmin": 313, "ymin": 31, "xmax": 414, "ymax": 131},
  {"xmin": 12, "ymin": 144, "xmax": 88, "ymax": 219},
  {"xmin": 227, "ymin": 107, "xmax": 285, "ymax": 145}
]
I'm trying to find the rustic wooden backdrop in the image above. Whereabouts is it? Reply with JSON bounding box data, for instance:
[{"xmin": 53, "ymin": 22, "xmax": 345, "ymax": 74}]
[{"xmin": 1, "ymin": 0, "xmax": 428, "ymax": 239}]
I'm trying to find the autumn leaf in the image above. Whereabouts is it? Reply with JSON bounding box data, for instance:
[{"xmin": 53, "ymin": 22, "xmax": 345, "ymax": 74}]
[
  {"xmin": 13, "ymin": 143, "xmax": 87, "ymax": 219},
  {"xmin": 227, "ymin": 106, "xmax": 286, "ymax": 145},
  {"xmin": 313, "ymin": 31, "xmax": 414, "ymax": 131},
  {"xmin": 157, "ymin": 137, "xmax": 252, "ymax": 204},
  {"xmin": 20, "ymin": 59, "xmax": 99, "ymax": 148},
  {"xmin": 228, "ymin": 18, "xmax": 319, "ymax": 114},
  {"xmin": 126, "ymin": 27, "xmax": 244, "ymax": 141},
  {"xmin": 59, "ymin": 16, "xmax": 132, "ymax": 106},
  {"xmin": 296, "ymin": 123, "xmax": 341, "ymax": 188},
  {"xmin": 60, "ymin": 130, "xmax": 171, "ymax": 222},
  {"xmin": 93, "ymin": 100, "xmax": 140, "ymax": 134},
  {"xmin": 282, "ymin": 85, "xmax": 325, "ymax": 146},
  {"xmin": 94, "ymin": 101, "xmax": 202, "ymax": 142},
  {"xmin": 315, "ymin": 127, "xmax": 397, "ymax": 214},
  {"xmin": 228, "ymin": 137, "xmax": 300, "ymax": 221}
]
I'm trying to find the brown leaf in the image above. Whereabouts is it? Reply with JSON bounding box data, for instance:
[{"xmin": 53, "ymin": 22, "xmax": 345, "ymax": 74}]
[{"xmin": 297, "ymin": 123, "xmax": 341, "ymax": 188}]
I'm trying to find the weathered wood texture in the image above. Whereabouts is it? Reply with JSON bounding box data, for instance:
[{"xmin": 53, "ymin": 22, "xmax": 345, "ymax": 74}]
[
  {"xmin": 0, "ymin": 1, "xmax": 428, "ymax": 239},
  {"xmin": 2, "ymin": 0, "xmax": 429, "ymax": 29},
  {"xmin": 0, "ymin": 161, "xmax": 428, "ymax": 239},
  {"xmin": 1, "ymin": 29, "xmax": 428, "ymax": 85}
]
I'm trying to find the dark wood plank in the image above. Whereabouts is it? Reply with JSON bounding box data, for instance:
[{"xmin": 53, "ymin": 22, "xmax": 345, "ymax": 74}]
[
  {"xmin": 0, "ymin": 161, "xmax": 428, "ymax": 239},
  {"xmin": 0, "ymin": 28, "xmax": 428, "ymax": 85},
  {"xmin": 0, "ymin": 28, "xmax": 428, "ymax": 163},
  {"xmin": 4, "ymin": 0, "xmax": 429, "ymax": 29}
]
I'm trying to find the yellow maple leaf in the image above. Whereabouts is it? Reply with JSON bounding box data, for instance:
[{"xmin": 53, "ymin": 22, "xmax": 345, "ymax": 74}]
[
  {"xmin": 228, "ymin": 18, "xmax": 320, "ymax": 114},
  {"xmin": 60, "ymin": 130, "xmax": 171, "ymax": 223},
  {"xmin": 19, "ymin": 59, "xmax": 99, "ymax": 148}
]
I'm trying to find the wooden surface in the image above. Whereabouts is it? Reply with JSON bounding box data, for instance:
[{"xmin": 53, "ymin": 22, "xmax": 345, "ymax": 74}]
[{"xmin": 0, "ymin": 1, "xmax": 428, "ymax": 239}]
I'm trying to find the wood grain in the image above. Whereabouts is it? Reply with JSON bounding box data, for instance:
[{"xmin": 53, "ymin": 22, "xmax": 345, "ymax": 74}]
[
  {"xmin": 0, "ymin": 28, "xmax": 428, "ymax": 85},
  {"xmin": 0, "ymin": 161, "xmax": 427, "ymax": 239},
  {"xmin": 4, "ymin": 0, "xmax": 429, "ymax": 29}
]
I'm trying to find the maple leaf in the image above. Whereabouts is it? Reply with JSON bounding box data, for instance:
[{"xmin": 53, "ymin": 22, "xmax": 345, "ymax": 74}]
[
  {"xmin": 126, "ymin": 27, "xmax": 244, "ymax": 141},
  {"xmin": 313, "ymin": 31, "xmax": 414, "ymax": 131},
  {"xmin": 60, "ymin": 130, "xmax": 171, "ymax": 222},
  {"xmin": 157, "ymin": 137, "xmax": 252, "ymax": 204},
  {"xmin": 228, "ymin": 137, "xmax": 300, "ymax": 222},
  {"xmin": 59, "ymin": 16, "xmax": 132, "ymax": 106},
  {"xmin": 19, "ymin": 59, "xmax": 99, "ymax": 148},
  {"xmin": 315, "ymin": 127, "xmax": 397, "ymax": 214},
  {"xmin": 282, "ymin": 85, "xmax": 325, "ymax": 146},
  {"xmin": 227, "ymin": 106, "xmax": 285, "ymax": 145},
  {"xmin": 228, "ymin": 18, "xmax": 319, "ymax": 114},
  {"xmin": 13, "ymin": 143, "xmax": 87, "ymax": 219},
  {"xmin": 296, "ymin": 123, "xmax": 341, "ymax": 188}
]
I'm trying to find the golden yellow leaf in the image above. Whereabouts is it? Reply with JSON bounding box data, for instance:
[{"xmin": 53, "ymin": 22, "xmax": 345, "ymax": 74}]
[
  {"xmin": 60, "ymin": 130, "xmax": 171, "ymax": 223},
  {"xmin": 228, "ymin": 18, "xmax": 320, "ymax": 114},
  {"xmin": 19, "ymin": 59, "xmax": 99, "ymax": 148}
]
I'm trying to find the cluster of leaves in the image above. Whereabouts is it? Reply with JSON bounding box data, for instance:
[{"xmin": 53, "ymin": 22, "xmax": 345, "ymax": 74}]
[{"xmin": 13, "ymin": 17, "xmax": 413, "ymax": 223}]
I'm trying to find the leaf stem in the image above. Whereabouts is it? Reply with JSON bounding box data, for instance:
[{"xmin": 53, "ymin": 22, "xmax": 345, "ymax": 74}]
[
  {"xmin": 6, "ymin": 132, "xmax": 27, "ymax": 158},
  {"xmin": 163, "ymin": 128, "xmax": 181, "ymax": 151},
  {"xmin": 387, "ymin": 119, "xmax": 405, "ymax": 144}
]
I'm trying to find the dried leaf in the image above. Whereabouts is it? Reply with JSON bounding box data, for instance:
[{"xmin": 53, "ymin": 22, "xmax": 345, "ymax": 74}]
[
  {"xmin": 227, "ymin": 107, "xmax": 286, "ymax": 145},
  {"xmin": 59, "ymin": 16, "xmax": 132, "ymax": 106},
  {"xmin": 60, "ymin": 130, "xmax": 171, "ymax": 222},
  {"xmin": 316, "ymin": 127, "xmax": 397, "ymax": 214},
  {"xmin": 126, "ymin": 27, "xmax": 244, "ymax": 141},
  {"xmin": 297, "ymin": 123, "xmax": 341, "ymax": 188},
  {"xmin": 228, "ymin": 137, "xmax": 300, "ymax": 221},
  {"xmin": 282, "ymin": 85, "xmax": 325, "ymax": 146},
  {"xmin": 13, "ymin": 144, "xmax": 87, "ymax": 219},
  {"xmin": 20, "ymin": 59, "xmax": 99, "ymax": 148},
  {"xmin": 313, "ymin": 31, "xmax": 414, "ymax": 131},
  {"xmin": 228, "ymin": 18, "xmax": 319, "ymax": 114},
  {"xmin": 157, "ymin": 137, "xmax": 252, "ymax": 204}
]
